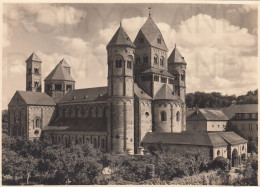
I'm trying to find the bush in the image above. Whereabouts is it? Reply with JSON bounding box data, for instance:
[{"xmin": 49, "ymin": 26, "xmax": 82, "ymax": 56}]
[{"xmin": 209, "ymin": 156, "xmax": 229, "ymax": 171}]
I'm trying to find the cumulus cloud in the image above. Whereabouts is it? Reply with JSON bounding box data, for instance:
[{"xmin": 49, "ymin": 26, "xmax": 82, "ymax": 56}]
[{"xmin": 3, "ymin": 4, "xmax": 87, "ymax": 33}]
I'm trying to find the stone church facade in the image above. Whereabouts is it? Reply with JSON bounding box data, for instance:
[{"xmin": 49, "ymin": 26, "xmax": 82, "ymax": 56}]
[
  {"xmin": 8, "ymin": 16, "xmax": 186, "ymax": 154},
  {"xmin": 8, "ymin": 15, "xmax": 247, "ymax": 165}
]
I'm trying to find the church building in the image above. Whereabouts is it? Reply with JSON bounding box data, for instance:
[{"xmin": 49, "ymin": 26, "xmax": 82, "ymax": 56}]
[{"xmin": 8, "ymin": 14, "xmax": 247, "ymax": 165}]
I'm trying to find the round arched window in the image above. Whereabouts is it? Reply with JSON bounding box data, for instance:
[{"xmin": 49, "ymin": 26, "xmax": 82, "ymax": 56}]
[
  {"xmin": 242, "ymin": 145, "xmax": 244, "ymax": 151},
  {"xmin": 217, "ymin": 150, "xmax": 220, "ymax": 156}
]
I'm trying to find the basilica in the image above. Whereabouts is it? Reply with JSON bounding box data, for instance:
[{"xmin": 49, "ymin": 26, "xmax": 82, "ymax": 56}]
[
  {"xmin": 8, "ymin": 15, "xmax": 247, "ymax": 164},
  {"xmin": 8, "ymin": 15, "xmax": 186, "ymax": 154}
]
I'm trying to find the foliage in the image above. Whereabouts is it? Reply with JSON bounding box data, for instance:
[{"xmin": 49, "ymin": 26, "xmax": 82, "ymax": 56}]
[
  {"xmin": 186, "ymin": 89, "xmax": 257, "ymax": 108},
  {"xmin": 209, "ymin": 156, "xmax": 229, "ymax": 171}
]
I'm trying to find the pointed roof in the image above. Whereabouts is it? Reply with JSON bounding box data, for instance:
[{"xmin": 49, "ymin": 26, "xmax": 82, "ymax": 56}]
[
  {"xmin": 44, "ymin": 61, "xmax": 75, "ymax": 82},
  {"xmin": 135, "ymin": 17, "xmax": 168, "ymax": 51},
  {"xmin": 26, "ymin": 52, "xmax": 42, "ymax": 63},
  {"xmin": 134, "ymin": 83, "xmax": 152, "ymax": 100},
  {"xmin": 168, "ymin": 45, "xmax": 187, "ymax": 64},
  {"xmin": 59, "ymin": 58, "xmax": 71, "ymax": 68},
  {"xmin": 187, "ymin": 109, "xmax": 228, "ymax": 121},
  {"xmin": 107, "ymin": 24, "xmax": 135, "ymax": 48},
  {"xmin": 154, "ymin": 84, "xmax": 183, "ymax": 102},
  {"xmin": 8, "ymin": 91, "xmax": 56, "ymax": 106}
]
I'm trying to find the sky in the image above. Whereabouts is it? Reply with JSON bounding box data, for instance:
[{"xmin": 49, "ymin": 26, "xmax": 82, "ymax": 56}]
[{"xmin": 2, "ymin": 3, "xmax": 258, "ymax": 109}]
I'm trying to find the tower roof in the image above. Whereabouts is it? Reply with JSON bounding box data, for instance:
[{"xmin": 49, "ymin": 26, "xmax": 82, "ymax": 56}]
[
  {"xmin": 44, "ymin": 60, "xmax": 75, "ymax": 82},
  {"xmin": 154, "ymin": 84, "xmax": 183, "ymax": 102},
  {"xmin": 26, "ymin": 52, "xmax": 42, "ymax": 63},
  {"xmin": 168, "ymin": 45, "xmax": 187, "ymax": 64},
  {"xmin": 107, "ymin": 24, "xmax": 135, "ymax": 48},
  {"xmin": 135, "ymin": 17, "xmax": 168, "ymax": 51},
  {"xmin": 59, "ymin": 58, "xmax": 71, "ymax": 68}
]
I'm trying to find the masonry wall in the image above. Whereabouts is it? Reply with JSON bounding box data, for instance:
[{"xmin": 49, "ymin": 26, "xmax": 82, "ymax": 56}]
[
  {"xmin": 186, "ymin": 120, "xmax": 207, "ymax": 132},
  {"xmin": 207, "ymin": 121, "xmax": 227, "ymax": 131}
]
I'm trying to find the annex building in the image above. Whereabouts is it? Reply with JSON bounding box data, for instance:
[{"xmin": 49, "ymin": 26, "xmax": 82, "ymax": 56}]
[{"xmin": 8, "ymin": 15, "xmax": 247, "ymax": 165}]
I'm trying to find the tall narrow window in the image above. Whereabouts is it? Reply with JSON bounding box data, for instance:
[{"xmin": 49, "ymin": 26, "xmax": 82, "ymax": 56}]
[
  {"xmin": 34, "ymin": 68, "xmax": 39, "ymax": 74},
  {"xmin": 93, "ymin": 138, "xmax": 97, "ymax": 148},
  {"xmin": 127, "ymin": 60, "xmax": 132, "ymax": 69},
  {"xmin": 160, "ymin": 57, "xmax": 164, "ymax": 66},
  {"xmin": 66, "ymin": 84, "xmax": 72, "ymax": 91},
  {"xmin": 143, "ymin": 56, "xmax": 148, "ymax": 63},
  {"xmin": 154, "ymin": 75, "xmax": 159, "ymax": 82},
  {"xmin": 176, "ymin": 111, "xmax": 180, "ymax": 121},
  {"xmin": 116, "ymin": 60, "xmax": 122, "ymax": 68},
  {"xmin": 161, "ymin": 77, "xmax": 167, "ymax": 83},
  {"xmin": 34, "ymin": 81, "xmax": 39, "ymax": 87},
  {"xmin": 35, "ymin": 118, "xmax": 40, "ymax": 128},
  {"xmin": 161, "ymin": 111, "xmax": 167, "ymax": 121},
  {"xmin": 154, "ymin": 56, "xmax": 158, "ymax": 65},
  {"xmin": 55, "ymin": 84, "xmax": 62, "ymax": 90},
  {"xmin": 101, "ymin": 139, "xmax": 105, "ymax": 149},
  {"xmin": 157, "ymin": 35, "xmax": 161, "ymax": 44},
  {"xmin": 135, "ymin": 57, "xmax": 141, "ymax": 64}
]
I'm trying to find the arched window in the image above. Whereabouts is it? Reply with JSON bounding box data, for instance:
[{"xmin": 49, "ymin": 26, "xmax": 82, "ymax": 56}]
[
  {"xmin": 15, "ymin": 108, "xmax": 20, "ymax": 124},
  {"xmin": 160, "ymin": 57, "xmax": 164, "ymax": 66},
  {"xmin": 101, "ymin": 139, "xmax": 105, "ymax": 149},
  {"xmin": 217, "ymin": 150, "xmax": 220, "ymax": 156},
  {"xmin": 176, "ymin": 111, "xmax": 180, "ymax": 121},
  {"xmin": 63, "ymin": 108, "xmax": 66, "ymax": 118},
  {"xmin": 154, "ymin": 56, "xmax": 158, "ymax": 65},
  {"xmin": 157, "ymin": 35, "xmax": 161, "ymax": 44},
  {"xmin": 35, "ymin": 118, "xmax": 41, "ymax": 128},
  {"xmin": 161, "ymin": 111, "xmax": 167, "ymax": 121},
  {"xmin": 93, "ymin": 138, "xmax": 97, "ymax": 148},
  {"xmin": 75, "ymin": 108, "xmax": 79, "ymax": 118}
]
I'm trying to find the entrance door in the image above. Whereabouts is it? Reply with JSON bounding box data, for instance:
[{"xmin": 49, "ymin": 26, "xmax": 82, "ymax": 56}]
[{"xmin": 232, "ymin": 149, "xmax": 238, "ymax": 167}]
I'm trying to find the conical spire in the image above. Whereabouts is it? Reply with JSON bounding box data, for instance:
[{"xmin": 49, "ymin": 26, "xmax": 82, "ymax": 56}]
[
  {"xmin": 59, "ymin": 58, "xmax": 71, "ymax": 68},
  {"xmin": 107, "ymin": 23, "xmax": 135, "ymax": 48},
  {"xmin": 26, "ymin": 52, "xmax": 42, "ymax": 63},
  {"xmin": 168, "ymin": 44, "xmax": 186, "ymax": 64}
]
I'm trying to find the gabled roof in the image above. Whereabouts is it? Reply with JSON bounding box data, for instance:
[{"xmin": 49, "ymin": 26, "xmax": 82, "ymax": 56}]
[
  {"xmin": 59, "ymin": 58, "xmax": 70, "ymax": 68},
  {"xmin": 58, "ymin": 87, "xmax": 108, "ymax": 104},
  {"xmin": 134, "ymin": 17, "xmax": 168, "ymax": 51},
  {"xmin": 8, "ymin": 91, "xmax": 56, "ymax": 106},
  {"xmin": 107, "ymin": 25, "xmax": 135, "ymax": 48},
  {"xmin": 154, "ymin": 84, "xmax": 183, "ymax": 102},
  {"xmin": 44, "ymin": 118, "xmax": 107, "ymax": 132},
  {"xmin": 26, "ymin": 52, "xmax": 42, "ymax": 63},
  {"xmin": 142, "ymin": 132, "xmax": 228, "ymax": 147},
  {"xmin": 215, "ymin": 131, "xmax": 248, "ymax": 145},
  {"xmin": 141, "ymin": 68, "xmax": 174, "ymax": 77},
  {"xmin": 44, "ymin": 61, "xmax": 75, "ymax": 82},
  {"xmin": 134, "ymin": 83, "xmax": 152, "ymax": 100},
  {"xmin": 168, "ymin": 45, "xmax": 186, "ymax": 64},
  {"xmin": 187, "ymin": 109, "xmax": 228, "ymax": 121},
  {"xmin": 222, "ymin": 104, "xmax": 258, "ymax": 119}
]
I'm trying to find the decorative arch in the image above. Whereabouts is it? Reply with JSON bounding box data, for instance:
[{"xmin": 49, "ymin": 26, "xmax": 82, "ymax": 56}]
[
  {"xmin": 154, "ymin": 54, "xmax": 158, "ymax": 65},
  {"xmin": 161, "ymin": 111, "xmax": 167, "ymax": 121},
  {"xmin": 160, "ymin": 56, "xmax": 164, "ymax": 66},
  {"xmin": 232, "ymin": 149, "xmax": 238, "ymax": 167}
]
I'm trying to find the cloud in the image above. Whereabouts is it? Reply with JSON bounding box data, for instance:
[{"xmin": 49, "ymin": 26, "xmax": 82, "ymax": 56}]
[
  {"xmin": 3, "ymin": 4, "xmax": 87, "ymax": 33},
  {"xmin": 3, "ymin": 22, "xmax": 11, "ymax": 47}
]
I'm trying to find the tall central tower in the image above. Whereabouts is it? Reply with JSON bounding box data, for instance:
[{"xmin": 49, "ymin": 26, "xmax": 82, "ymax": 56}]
[{"xmin": 106, "ymin": 23, "xmax": 135, "ymax": 154}]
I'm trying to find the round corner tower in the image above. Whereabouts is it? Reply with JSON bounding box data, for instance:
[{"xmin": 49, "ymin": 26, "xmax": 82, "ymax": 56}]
[{"xmin": 106, "ymin": 23, "xmax": 135, "ymax": 154}]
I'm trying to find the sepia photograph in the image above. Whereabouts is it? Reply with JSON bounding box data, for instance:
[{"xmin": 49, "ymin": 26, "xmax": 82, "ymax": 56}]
[{"xmin": 2, "ymin": 1, "xmax": 258, "ymax": 185}]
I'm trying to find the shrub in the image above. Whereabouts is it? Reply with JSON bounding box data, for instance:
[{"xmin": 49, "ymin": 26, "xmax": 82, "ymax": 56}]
[{"xmin": 209, "ymin": 156, "xmax": 229, "ymax": 171}]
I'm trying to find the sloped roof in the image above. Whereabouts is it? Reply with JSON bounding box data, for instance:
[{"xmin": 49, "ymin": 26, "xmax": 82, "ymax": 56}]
[
  {"xmin": 58, "ymin": 87, "xmax": 108, "ymax": 104},
  {"xmin": 142, "ymin": 132, "xmax": 228, "ymax": 147},
  {"xmin": 59, "ymin": 58, "xmax": 70, "ymax": 68},
  {"xmin": 135, "ymin": 17, "xmax": 168, "ymax": 51},
  {"xmin": 107, "ymin": 25, "xmax": 135, "ymax": 48},
  {"xmin": 154, "ymin": 84, "xmax": 183, "ymax": 102},
  {"xmin": 168, "ymin": 46, "xmax": 186, "ymax": 64},
  {"xmin": 187, "ymin": 109, "xmax": 228, "ymax": 121},
  {"xmin": 222, "ymin": 104, "xmax": 258, "ymax": 119},
  {"xmin": 215, "ymin": 131, "xmax": 248, "ymax": 145},
  {"xmin": 44, "ymin": 118, "xmax": 107, "ymax": 132},
  {"xmin": 45, "ymin": 61, "xmax": 75, "ymax": 81},
  {"xmin": 141, "ymin": 68, "xmax": 174, "ymax": 77},
  {"xmin": 134, "ymin": 83, "xmax": 152, "ymax": 100},
  {"xmin": 8, "ymin": 91, "xmax": 56, "ymax": 106},
  {"xmin": 26, "ymin": 52, "xmax": 42, "ymax": 63}
]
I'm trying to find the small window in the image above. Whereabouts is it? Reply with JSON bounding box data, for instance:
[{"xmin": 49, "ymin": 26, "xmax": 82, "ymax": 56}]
[
  {"xmin": 154, "ymin": 75, "xmax": 159, "ymax": 82},
  {"xmin": 212, "ymin": 124, "xmax": 214, "ymax": 128},
  {"xmin": 249, "ymin": 124, "xmax": 253, "ymax": 131},
  {"xmin": 143, "ymin": 56, "xmax": 148, "ymax": 63},
  {"xmin": 127, "ymin": 60, "xmax": 132, "ymax": 69},
  {"xmin": 34, "ymin": 129, "xmax": 39, "ymax": 136},
  {"xmin": 93, "ymin": 138, "xmax": 97, "ymax": 148},
  {"xmin": 28, "ymin": 81, "xmax": 32, "ymax": 87},
  {"xmin": 35, "ymin": 118, "xmax": 40, "ymax": 128},
  {"xmin": 157, "ymin": 35, "xmax": 161, "ymax": 44},
  {"xmin": 34, "ymin": 68, "xmax": 39, "ymax": 74},
  {"xmin": 66, "ymin": 84, "xmax": 72, "ymax": 91},
  {"xmin": 139, "ymin": 37, "xmax": 144, "ymax": 43},
  {"xmin": 217, "ymin": 150, "xmax": 220, "ymax": 156},
  {"xmin": 169, "ymin": 79, "xmax": 174, "ymax": 84},
  {"xmin": 145, "ymin": 112, "xmax": 149, "ymax": 117},
  {"xmin": 160, "ymin": 57, "xmax": 164, "ymax": 66},
  {"xmin": 161, "ymin": 77, "xmax": 167, "ymax": 83},
  {"xmin": 161, "ymin": 111, "xmax": 167, "ymax": 121},
  {"xmin": 181, "ymin": 74, "xmax": 185, "ymax": 81},
  {"xmin": 115, "ymin": 60, "xmax": 122, "ymax": 68},
  {"xmin": 154, "ymin": 56, "xmax": 158, "ymax": 65},
  {"xmin": 116, "ymin": 135, "xmax": 120, "ymax": 139},
  {"xmin": 135, "ymin": 57, "xmax": 141, "ymax": 64},
  {"xmin": 242, "ymin": 145, "xmax": 244, "ymax": 151},
  {"xmin": 34, "ymin": 81, "xmax": 39, "ymax": 87},
  {"xmin": 249, "ymin": 137, "xmax": 253, "ymax": 141},
  {"xmin": 218, "ymin": 125, "xmax": 220, "ymax": 128},
  {"xmin": 55, "ymin": 84, "xmax": 62, "ymax": 90},
  {"xmin": 176, "ymin": 111, "xmax": 180, "ymax": 121}
]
